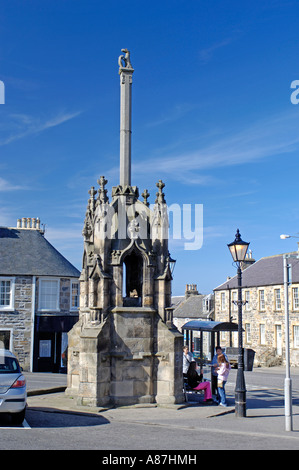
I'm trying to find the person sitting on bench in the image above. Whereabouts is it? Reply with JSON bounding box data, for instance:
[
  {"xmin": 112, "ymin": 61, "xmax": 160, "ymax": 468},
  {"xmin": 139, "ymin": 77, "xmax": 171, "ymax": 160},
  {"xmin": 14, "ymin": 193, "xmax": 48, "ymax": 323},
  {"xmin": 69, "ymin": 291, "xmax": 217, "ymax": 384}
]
[{"xmin": 186, "ymin": 361, "xmax": 213, "ymax": 403}]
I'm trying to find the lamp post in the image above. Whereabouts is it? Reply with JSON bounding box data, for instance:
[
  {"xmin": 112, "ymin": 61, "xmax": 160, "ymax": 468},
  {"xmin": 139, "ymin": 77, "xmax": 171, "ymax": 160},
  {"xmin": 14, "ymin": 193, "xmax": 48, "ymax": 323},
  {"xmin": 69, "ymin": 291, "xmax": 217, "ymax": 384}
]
[
  {"xmin": 279, "ymin": 233, "xmax": 299, "ymax": 431},
  {"xmin": 228, "ymin": 229, "xmax": 250, "ymax": 418}
]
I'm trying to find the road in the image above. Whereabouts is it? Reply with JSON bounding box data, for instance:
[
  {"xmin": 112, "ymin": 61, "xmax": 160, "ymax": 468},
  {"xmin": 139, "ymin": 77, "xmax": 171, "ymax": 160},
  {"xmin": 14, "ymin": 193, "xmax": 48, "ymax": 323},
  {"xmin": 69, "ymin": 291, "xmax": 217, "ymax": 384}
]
[
  {"xmin": 228, "ymin": 366, "xmax": 299, "ymax": 393},
  {"xmin": 24, "ymin": 372, "xmax": 67, "ymax": 391},
  {"xmin": 1, "ymin": 367, "xmax": 299, "ymax": 450}
]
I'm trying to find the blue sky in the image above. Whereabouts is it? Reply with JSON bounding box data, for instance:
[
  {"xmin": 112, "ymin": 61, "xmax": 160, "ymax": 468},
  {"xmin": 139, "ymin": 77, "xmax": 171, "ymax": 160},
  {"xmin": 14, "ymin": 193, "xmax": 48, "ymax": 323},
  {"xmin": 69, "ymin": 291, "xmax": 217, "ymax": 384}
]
[{"xmin": 1, "ymin": 0, "xmax": 299, "ymax": 295}]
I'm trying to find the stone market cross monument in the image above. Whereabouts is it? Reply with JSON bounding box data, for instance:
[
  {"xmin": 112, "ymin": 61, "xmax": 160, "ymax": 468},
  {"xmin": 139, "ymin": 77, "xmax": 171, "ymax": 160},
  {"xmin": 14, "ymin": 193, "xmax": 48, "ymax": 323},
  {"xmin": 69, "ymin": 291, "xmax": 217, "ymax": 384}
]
[{"xmin": 66, "ymin": 50, "xmax": 184, "ymax": 406}]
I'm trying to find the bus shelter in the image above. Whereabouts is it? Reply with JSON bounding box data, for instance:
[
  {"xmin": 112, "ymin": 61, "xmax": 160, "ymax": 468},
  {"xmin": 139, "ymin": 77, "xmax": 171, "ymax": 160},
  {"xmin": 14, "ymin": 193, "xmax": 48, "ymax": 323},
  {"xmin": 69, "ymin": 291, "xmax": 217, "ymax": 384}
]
[{"xmin": 182, "ymin": 320, "xmax": 240, "ymax": 393}]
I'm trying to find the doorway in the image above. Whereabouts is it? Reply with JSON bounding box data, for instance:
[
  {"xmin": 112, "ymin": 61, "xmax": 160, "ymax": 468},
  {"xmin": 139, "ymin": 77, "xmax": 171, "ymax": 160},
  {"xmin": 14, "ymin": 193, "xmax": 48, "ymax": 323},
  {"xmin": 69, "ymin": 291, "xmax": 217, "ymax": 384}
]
[
  {"xmin": 37, "ymin": 332, "xmax": 56, "ymax": 372},
  {"xmin": 36, "ymin": 332, "xmax": 66, "ymax": 372}
]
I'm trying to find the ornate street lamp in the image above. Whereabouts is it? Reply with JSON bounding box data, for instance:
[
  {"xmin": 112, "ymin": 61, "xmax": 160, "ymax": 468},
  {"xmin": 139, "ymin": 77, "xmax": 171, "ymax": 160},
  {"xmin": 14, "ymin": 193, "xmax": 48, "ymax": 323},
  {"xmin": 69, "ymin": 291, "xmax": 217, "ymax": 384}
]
[
  {"xmin": 168, "ymin": 254, "xmax": 176, "ymax": 276},
  {"xmin": 228, "ymin": 229, "xmax": 250, "ymax": 418}
]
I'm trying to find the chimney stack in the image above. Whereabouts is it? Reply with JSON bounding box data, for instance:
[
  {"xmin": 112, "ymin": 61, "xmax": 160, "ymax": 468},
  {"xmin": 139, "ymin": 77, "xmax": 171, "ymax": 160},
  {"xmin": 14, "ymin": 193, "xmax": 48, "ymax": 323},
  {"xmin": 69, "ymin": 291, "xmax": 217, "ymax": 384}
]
[
  {"xmin": 241, "ymin": 249, "xmax": 255, "ymax": 271},
  {"xmin": 16, "ymin": 218, "xmax": 44, "ymax": 234},
  {"xmin": 185, "ymin": 284, "xmax": 199, "ymax": 298}
]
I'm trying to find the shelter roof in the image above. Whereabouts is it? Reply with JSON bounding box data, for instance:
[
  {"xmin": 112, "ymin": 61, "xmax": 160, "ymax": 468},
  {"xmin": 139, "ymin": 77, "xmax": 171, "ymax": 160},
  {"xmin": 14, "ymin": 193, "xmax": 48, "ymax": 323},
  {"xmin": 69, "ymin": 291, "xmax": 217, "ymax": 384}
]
[{"xmin": 182, "ymin": 320, "xmax": 239, "ymax": 332}]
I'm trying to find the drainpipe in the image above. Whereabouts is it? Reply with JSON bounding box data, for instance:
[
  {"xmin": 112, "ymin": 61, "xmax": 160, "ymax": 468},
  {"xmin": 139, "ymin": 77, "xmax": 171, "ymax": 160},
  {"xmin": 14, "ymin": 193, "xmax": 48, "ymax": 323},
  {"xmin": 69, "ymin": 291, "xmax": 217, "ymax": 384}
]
[{"xmin": 30, "ymin": 276, "xmax": 36, "ymax": 372}]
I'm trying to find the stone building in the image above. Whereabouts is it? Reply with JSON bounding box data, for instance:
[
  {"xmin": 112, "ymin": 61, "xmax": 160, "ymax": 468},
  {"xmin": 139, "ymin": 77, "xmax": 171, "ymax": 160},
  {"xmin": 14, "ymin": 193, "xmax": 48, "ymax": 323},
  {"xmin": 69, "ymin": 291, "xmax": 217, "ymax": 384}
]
[
  {"xmin": 172, "ymin": 284, "xmax": 214, "ymax": 363},
  {"xmin": 66, "ymin": 50, "xmax": 183, "ymax": 407},
  {"xmin": 214, "ymin": 251, "xmax": 299, "ymax": 367},
  {"xmin": 0, "ymin": 218, "xmax": 80, "ymax": 372},
  {"xmin": 172, "ymin": 284, "xmax": 214, "ymax": 332}
]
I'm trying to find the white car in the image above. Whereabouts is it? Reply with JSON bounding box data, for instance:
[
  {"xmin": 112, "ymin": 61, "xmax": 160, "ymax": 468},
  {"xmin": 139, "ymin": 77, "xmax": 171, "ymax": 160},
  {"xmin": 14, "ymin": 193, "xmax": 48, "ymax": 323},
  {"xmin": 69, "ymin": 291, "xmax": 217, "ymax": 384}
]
[{"xmin": 0, "ymin": 350, "xmax": 27, "ymax": 424}]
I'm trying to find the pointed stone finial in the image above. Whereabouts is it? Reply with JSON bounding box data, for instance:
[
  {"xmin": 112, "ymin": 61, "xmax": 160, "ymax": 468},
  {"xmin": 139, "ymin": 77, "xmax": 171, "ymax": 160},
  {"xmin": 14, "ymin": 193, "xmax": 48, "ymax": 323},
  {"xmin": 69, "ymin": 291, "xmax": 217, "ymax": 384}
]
[
  {"xmin": 97, "ymin": 176, "xmax": 109, "ymax": 204},
  {"xmin": 89, "ymin": 186, "xmax": 97, "ymax": 198},
  {"xmin": 155, "ymin": 180, "xmax": 166, "ymax": 204},
  {"xmin": 88, "ymin": 186, "xmax": 97, "ymax": 213},
  {"xmin": 141, "ymin": 189, "xmax": 150, "ymax": 206}
]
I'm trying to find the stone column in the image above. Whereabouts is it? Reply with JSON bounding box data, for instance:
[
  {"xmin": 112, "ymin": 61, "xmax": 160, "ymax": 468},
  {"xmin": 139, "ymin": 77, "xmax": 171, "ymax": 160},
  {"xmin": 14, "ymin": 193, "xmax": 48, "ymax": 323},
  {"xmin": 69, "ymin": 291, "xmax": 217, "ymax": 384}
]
[{"xmin": 119, "ymin": 49, "xmax": 134, "ymax": 187}]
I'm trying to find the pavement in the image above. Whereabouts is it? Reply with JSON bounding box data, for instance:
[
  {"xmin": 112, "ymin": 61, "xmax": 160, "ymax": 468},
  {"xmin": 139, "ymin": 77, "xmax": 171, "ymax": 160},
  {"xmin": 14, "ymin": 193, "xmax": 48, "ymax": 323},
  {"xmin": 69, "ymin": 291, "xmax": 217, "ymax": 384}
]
[
  {"xmin": 24, "ymin": 370, "xmax": 237, "ymax": 416},
  {"xmin": 23, "ymin": 367, "xmax": 299, "ymax": 418},
  {"xmin": 22, "ymin": 367, "xmax": 299, "ymax": 450},
  {"xmin": 25, "ymin": 372, "xmax": 230, "ymax": 418}
]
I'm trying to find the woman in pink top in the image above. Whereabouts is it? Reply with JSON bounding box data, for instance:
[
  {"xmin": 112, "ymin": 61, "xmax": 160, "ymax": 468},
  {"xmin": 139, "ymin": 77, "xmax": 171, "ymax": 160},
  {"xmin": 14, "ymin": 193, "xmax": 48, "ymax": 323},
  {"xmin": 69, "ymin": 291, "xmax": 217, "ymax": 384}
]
[{"xmin": 216, "ymin": 354, "xmax": 231, "ymax": 407}]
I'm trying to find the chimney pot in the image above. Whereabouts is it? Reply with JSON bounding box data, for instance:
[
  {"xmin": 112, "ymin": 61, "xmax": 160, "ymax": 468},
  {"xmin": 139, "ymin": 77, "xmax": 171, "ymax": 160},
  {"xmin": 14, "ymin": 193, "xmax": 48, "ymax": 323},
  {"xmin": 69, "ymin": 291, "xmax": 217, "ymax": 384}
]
[{"xmin": 185, "ymin": 283, "xmax": 199, "ymax": 298}]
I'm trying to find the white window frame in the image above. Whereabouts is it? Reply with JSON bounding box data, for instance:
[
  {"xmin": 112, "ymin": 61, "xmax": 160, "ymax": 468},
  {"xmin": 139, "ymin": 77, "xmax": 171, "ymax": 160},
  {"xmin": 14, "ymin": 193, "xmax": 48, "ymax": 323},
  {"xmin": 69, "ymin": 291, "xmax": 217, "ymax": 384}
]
[
  {"xmin": 294, "ymin": 325, "xmax": 299, "ymax": 349},
  {"xmin": 38, "ymin": 278, "xmax": 60, "ymax": 312},
  {"xmin": 221, "ymin": 292, "xmax": 226, "ymax": 310},
  {"xmin": 245, "ymin": 290, "xmax": 250, "ymax": 311},
  {"xmin": 293, "ymin": 287, "xmax": 299, "ymax": 310},
  {"xmin": 0, "ymin": 277, "xmax": 15, "ymax": 311},
  {"xmin": 274, "ymin": 288, "xmax": 282, "ymax": 311},
  {"xmin": 259, "ymin": 289, "xmax": 265, "ymax": 311},
  {"xmin": 232, "ymin": 291, "xmax": 238, "ymax": 312},
  {"xmin": 70, "ymin": 280, "xmax": 79, "ymax": 311},
  {"xmin": 245, "ymin": 323, "xmax": 251, "ymax": 343},
  {"xmin": 275, "ymin": 324, "xmax": 282, "ymax": 356},
  {"xmin": 260, "ymin": 323, "xmax": 266, "ymax": 345},
  {"xmin": 0, "ymin": 328, "xmax": 13, "ymax": 350}
]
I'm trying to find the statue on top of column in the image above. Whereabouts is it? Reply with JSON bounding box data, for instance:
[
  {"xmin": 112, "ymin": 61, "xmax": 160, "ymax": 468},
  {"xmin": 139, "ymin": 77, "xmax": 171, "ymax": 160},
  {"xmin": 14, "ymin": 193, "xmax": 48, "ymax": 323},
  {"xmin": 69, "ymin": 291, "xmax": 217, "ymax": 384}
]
[{"xmin": 118, "ymin": 48, "xmax": 133, "ymax": 71}]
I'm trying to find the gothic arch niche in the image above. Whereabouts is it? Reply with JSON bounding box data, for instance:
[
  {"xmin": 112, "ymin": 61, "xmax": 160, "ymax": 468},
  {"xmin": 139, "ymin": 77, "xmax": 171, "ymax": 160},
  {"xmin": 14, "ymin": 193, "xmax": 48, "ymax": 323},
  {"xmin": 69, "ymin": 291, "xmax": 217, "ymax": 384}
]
[{"xmin": 123, "ymin": 250, "xmax": 143, "ymax": 307}]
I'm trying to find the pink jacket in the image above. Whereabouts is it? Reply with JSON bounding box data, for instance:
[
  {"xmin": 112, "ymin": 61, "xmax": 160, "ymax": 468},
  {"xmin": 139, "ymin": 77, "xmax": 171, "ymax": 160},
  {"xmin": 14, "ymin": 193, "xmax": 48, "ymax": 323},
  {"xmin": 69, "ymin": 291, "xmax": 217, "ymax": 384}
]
[{"xmin": 217, "ymin": 363, "xmax": 231, "ymax": 382}]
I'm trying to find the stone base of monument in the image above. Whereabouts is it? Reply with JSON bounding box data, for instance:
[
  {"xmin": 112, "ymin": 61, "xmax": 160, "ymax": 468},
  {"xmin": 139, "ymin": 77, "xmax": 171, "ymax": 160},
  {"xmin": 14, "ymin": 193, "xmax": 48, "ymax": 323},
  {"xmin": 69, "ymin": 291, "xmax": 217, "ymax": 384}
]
[{"xmin": 66, "ymin": 308, "xmax": 184, "ymax": 407}]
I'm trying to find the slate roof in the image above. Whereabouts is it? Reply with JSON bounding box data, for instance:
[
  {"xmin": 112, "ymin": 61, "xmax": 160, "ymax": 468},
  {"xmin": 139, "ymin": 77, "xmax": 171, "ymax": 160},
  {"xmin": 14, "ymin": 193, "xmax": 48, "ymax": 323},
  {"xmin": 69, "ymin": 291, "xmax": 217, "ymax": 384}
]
[
  {"xmin": 214, "ymin": 252, "xmax": 299, "ymax": 291},
  {"xmin": 0, "ymin": 227, "xmax": 80, "ymax": 278},
  {"xmin": 172, "ymin": 294, "xmax": 207, "ymax": 319}
]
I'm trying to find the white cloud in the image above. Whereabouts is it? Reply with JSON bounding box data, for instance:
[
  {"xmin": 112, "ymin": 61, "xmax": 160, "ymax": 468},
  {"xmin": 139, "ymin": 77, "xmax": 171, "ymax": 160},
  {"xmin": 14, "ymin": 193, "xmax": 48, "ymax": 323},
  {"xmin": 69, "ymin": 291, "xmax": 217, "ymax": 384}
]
[
  {"xmin": 132, "ymin": 109, "xmax": 299, "ymax": 185},
  {"xmin": 0, "ymin": 110, "xmax": 82, "ymax": 146},
  {"xmin": 0, "ymin": 177, "xmax": 27, "ymax": 191},
  {"xmin": 199, "ymin": 38, "xmax": 234, "ymax": 63},
  {"xmin": 45, "ymin": 225, "xmax": 83, "ymax": 241},
  {"xmin": 146, "ymin": 103, "xmax": 197, "ymax": 128}
]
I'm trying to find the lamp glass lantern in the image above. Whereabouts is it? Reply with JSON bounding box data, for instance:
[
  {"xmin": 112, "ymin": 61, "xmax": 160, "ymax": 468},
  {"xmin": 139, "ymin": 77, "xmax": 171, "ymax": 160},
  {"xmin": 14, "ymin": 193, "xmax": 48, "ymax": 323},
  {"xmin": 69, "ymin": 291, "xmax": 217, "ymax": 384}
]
[
  {"xmin": 169, "ymin": 256, "xmax": 176, "ymax": 275},
  {"xmin": 228, "ymin": 229, "xmax": 250, "ymax": 264}
]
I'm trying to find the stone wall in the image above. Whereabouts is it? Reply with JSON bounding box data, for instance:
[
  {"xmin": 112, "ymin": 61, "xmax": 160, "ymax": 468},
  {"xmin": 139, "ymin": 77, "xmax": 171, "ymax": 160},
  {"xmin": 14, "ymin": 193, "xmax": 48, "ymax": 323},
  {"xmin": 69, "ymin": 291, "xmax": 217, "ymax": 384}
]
[
  {"xmin": 1, "ymin": 276, "xmax": 33, "ymax": 370},
  {"xmin": 214, "ymin": 283, "xmax": 299, "ymax": 366},
  {"xmin": 66, "ymin": 309, "xmax": 184, "ymax": 406},
  {"xmin": 1, "ymin": 276, "xmax": 79, "ymax": 371}
]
